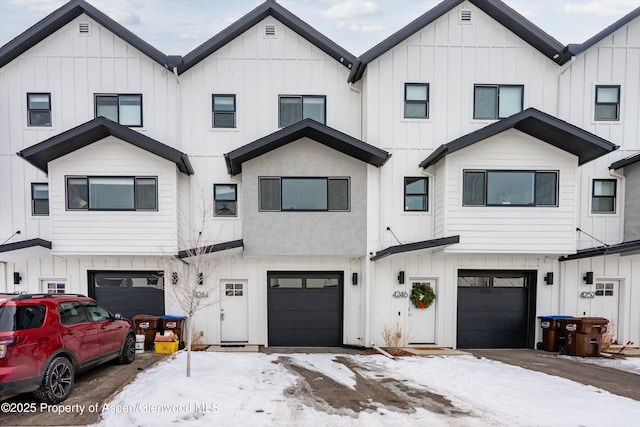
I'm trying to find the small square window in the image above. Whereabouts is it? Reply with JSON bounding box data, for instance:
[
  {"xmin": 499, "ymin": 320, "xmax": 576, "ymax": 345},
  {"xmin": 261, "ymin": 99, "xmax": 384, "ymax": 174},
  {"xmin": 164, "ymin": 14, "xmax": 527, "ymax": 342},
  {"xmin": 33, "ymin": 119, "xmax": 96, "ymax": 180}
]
[
  {"xmin": 27, "ymin": 93, "xmax": 51, "ymax": 126},
  {"xmin": 474, "ymin": 85, "xmax": 523, "ymax": 119},
  {"xmin": 404, "ymin": 177, "xmax": 428, "ymax": 211},
  {"xmin": 595, "ymin": 85, "xmax": 620, "ymax": 121},
  {"xmin": 45, "ymin": 281, "xmax": 66, "ymax": 294},
  {"xmin": 592, "ymin": 179, "xmax": 616, "ymax": 213},
  {"xmin": 31, "ymin": 183, "xmax": 49, "ymax": 215},
  {"xmin": 404, "ymin": 83, "xmax": 429, "ymax": 118},
  {"xmin": 214, "ymin": 184, "xmax": 237, "ymax": 216},
  {"xmin": 213, "ymin": 95, "xmax": 236, "ymax": 128}
]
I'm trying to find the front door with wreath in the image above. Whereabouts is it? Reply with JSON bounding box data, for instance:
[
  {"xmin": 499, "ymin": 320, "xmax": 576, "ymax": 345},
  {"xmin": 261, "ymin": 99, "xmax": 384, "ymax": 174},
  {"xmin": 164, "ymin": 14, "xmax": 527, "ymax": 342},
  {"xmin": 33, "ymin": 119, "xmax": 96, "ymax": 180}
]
[{"xmin": 407, "ymin": 280, "xmax": 436, "ymax": 344}]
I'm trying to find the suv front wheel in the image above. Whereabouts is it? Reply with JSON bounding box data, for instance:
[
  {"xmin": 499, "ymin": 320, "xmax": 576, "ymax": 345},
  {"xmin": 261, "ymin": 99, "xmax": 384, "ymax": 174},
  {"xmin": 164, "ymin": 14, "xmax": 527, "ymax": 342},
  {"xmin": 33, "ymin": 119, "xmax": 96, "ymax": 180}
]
[
  {"xmin": 117, "ymin": 334, "xmax": 136, "ymax": 364},
  {"xmin": 34, "ymin": 357, "xmax": 75, "ymax": 404}
]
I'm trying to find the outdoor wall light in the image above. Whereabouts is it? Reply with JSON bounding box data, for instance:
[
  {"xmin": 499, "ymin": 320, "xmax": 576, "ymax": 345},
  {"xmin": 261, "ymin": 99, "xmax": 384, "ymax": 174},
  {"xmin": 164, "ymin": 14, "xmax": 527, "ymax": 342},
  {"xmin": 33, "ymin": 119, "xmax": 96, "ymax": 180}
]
[
  {"xmin": 583, "ymin": 271, "xmax": 594, "ymax": 285},
  {"xmin": 397, "ymin": 271, "xmax": 405, "ymax": 284},
  {"xmin": 13, "ymin": 272, "xmax": 22, "ymax": 285},
  {"xmin": 352, "ymin": 272, "xmax": 358, "ymax": 285},
  {"xmin": 544, "ymin": 272, "xmax": 554, "ymax": 285}
]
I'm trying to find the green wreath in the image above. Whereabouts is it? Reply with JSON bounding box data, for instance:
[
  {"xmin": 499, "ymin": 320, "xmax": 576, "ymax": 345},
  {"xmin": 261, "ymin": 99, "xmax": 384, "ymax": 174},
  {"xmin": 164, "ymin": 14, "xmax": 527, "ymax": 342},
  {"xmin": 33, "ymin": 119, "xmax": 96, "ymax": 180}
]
[{"xmin": 410, "ymin": 284, "xmax": 435, "ymax": 309}]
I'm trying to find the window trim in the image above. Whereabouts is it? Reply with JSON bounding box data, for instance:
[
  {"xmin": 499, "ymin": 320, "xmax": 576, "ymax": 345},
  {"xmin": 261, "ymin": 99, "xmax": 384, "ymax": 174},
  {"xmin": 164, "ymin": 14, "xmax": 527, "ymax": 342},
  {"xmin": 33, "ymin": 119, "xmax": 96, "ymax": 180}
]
[
  {"xmin": 212, "ymin": 94, "xmax": 236, "ymax": 128},
  {"xmin": 278, "ymin": 95, "xmax": 326, "ymax": 127},
  {"xmin": 591, "ymin": 178, "xmax": 617, "ymax": 214},
  {"xmin": 94, "ymin": 93, "xmax": 143, "ymax": 127},
  {"xmin": 27, "ymin": 92, "xmax": 52, "ymax": 127},
  {"xmin": 594, "ymin": 85, "xmax": 621, "ymax": 121},
  {"xmin": 473, "ymin": 84, "xmax": 524, "ymax": 120},
  {"xmin": 213, "ymin": 183, "xmax": 238, "ymax": 217},
  {"xmin": 65, "ymin": 176, "xmax": 158, "ymax": 211},
  {"xmin": 404, "ymin": 83, "xmax": 429, "ymax": 119},
  {"xmin": 404, "ymin": 177, "xmax": 428, "ymax": 212},
  {"xmin": 31, "ymin": 182, "xmax": 49, "ymax": 216},
  {"xmin": 258, "ymin": 176, "xmax": 350, "ymax": 212},
  {"xmin": 462, "ymin": 169, "xmax": 559, "ymax": 207}
]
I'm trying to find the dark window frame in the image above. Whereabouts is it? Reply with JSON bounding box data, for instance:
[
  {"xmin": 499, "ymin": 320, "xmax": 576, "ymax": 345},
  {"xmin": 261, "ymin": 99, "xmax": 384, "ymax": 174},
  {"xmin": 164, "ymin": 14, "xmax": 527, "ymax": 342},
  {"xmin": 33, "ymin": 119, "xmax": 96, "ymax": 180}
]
[
  {"xmin": 592, "ymin": 178, "xmax": 616, "ymax": 214},
  {"xmin": 214, "ymin": 183, "xmax": 238, "ymax": 217},
  {"xmin": 404, "ymin": 83, "xmax": 429, "ymax": 119},
  {"xmin": 27, "ymin": 92, "xmax": 52, "ymax": 127},
  {"xmin": 278, "ymin": 95, "xmax": 326, "ymax": 127},
  {"xmin": 212, "ymin": 94, "xmax": 236, "ymax": 128},
  {"xmin": 462, "ymin": 170, "xmax": 558, "ymax": 207},
  {"xmin": 65, "ymin": 176, "xmax": 158, "ymax": 211},
  {"xmin": 594, "ymin": 85, "xmax": 620, "ymax": 121},
  {"xmin": 404, "ymin": 177, "xmax": 428, "ymax": 212},
  {"xmin": 258, "ymin": 176, "xmax": 350, "ymax": 212},
  {"xmin": 94, "ymin": 93, "xmax": 143, "ymax": 127},
  {"xmin": 31, "ymin": 182, "xmax": 49, "ymax": 216},
  {"xmin": 473, "ymin": 84, "xmax": 524, "ymax": 120}
]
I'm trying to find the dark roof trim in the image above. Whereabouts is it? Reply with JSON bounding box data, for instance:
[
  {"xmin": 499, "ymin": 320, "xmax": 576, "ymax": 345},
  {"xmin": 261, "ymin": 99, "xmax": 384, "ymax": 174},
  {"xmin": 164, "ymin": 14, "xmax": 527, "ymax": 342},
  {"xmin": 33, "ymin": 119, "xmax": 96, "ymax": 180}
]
[
  {"xmin": 559, "ymin": 239, "xmax": 640, "ymax": 261},
  {"xmin": 224, "ymin": 119, "xmax": 391, "ymax": 175},
  {"xmin": 567, "ymin": 7, "xmax": 640, "ymax": 56},
  {"xmin": 177, "ymin": 239, "xmax": 244, "ymax": 259},
  {"xmin": 179, "ymin": 0, "xmax": 357, "ymax": 74},
  {"xmin": 18, "ymin": 117, "xmax": 194, "ymax": 175},
  {"xmin": 370, "ymin": 235, "xmax": 460, "ymax": 261},
  {"xmin": 0, "ymin": 0, "xmax": 168, "ymax": 70},
  {"xmin": 349, "ymin": 0, "xmax": 567, "ymax": 82},
  {"xmin": 0, "ymin": 238, "xmax": 52, "ymax": 254},
  {"xmin": 610, "ymin": 152, "xmax": 640, "ymax": 170},
  {"xmin": 419, "ymin": 108, "xmax": 618, "ymax": 168}
]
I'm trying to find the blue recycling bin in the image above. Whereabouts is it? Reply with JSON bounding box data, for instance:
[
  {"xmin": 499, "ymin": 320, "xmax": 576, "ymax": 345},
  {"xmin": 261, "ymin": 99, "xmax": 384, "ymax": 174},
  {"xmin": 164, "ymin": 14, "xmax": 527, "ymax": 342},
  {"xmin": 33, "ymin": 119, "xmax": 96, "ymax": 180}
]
[{"xmin": 538, "ymin": 315, "xmax": 573, "ymax": 352}]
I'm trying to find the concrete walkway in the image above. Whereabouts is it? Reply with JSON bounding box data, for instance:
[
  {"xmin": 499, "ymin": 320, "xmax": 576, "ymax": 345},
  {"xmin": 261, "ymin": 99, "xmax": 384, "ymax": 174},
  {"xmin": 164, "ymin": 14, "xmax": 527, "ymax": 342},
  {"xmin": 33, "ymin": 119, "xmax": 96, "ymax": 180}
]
[{"xmin": 469, "ymin": 349, "xmax": 640, "ymax": 401}]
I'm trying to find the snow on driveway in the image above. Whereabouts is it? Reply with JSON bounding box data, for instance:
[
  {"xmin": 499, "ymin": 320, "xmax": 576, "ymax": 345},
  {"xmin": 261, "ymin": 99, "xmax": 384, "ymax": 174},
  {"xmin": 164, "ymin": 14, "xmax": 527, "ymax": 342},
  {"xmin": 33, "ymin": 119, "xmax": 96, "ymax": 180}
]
[{"xmin": 94, "ymin": 351, "xmax": 640, "ymax": 427}]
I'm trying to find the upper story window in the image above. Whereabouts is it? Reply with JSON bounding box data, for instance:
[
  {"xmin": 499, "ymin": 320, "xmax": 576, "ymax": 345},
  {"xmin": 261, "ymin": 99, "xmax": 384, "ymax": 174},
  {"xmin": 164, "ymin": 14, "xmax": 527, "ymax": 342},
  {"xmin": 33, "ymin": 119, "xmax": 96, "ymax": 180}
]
[
  {"xmin": 212, "ymin": 95, "xmax": 236, "ymax": 128},
  {"xmin": 592, "ymin": 179, "xmax": 616, "ymax": 213},
  {"xmin": 404, "ymin": 83, "xmax": 429, "ymax": 119},
  {"xmin": 279, "ymin": 95, "xmax": 325, "ymax": 127},
  {"xmin": 594, "ymin": 85, "xmax": 620, "ymax": 121},
  {"xmin": 473, "ymin": 85, "xmax": 523, "ymax": 120},
  {"xmin": 66, "ymin": 176, "xmax": 157, "ymax": 211},
  {"xmin": 95, "ymin": 94, "xmax": 142, "ymax": 127},
  {"xmin": 31, "ymin": 183, "xmax": 49, "ymax": 216},
  {"xmin": 259, "ymin": 177, "xmax": 349, "ymax": 211},
  {"xmin": 463, "ymin": 170, "xmax": 557, "ymax": 207},
  {"xmin": 27, "ymin": 93, "xmax": 52, "ymax": 127},
  {"xmin": 214, "ymin": 184, "xmax": 237, "ymax": 216},
  {"xmin": 404, "ymin": 177, "xmax": 428, "ymax": 211}
]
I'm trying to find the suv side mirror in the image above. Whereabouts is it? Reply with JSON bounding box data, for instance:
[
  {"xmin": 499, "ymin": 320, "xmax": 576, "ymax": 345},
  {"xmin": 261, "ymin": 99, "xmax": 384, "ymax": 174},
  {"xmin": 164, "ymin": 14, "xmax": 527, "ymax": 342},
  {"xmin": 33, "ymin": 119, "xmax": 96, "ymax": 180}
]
[{"xmin": 113, "ymin": 314, "xmax": 122, "ymax": 320}]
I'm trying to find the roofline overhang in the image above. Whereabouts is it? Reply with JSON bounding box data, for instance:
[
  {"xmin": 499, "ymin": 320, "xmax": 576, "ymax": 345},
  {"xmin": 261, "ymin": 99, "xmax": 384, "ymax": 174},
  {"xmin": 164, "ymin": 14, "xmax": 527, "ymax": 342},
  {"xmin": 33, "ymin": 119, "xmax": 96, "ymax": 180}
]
[
  {"xmin": 18, "ymin": 117, "xmax": 194, "ymax": 175},
  {"xmin": 559, "ymin": 239, "xmax": 640, "ymax": 261},
  {"xmin": 0, "ymin": 238, "xmax": 52, "ymax": 263},
  {"xmin": 610, "ymin": 152, "xmax": 640, "ymax": 170},
  {"xmin": 224, "ymin": 119, "xmax": 391, "ymax": 176},
  {"xmin": 370, "ymin": 235, "xmax": 460, "ymax": 261},
  {"xmin": 567, "ymin": 7, "xmax": 640, "ymax": 56},
  {"xmin": 177, "ymin": 239, "xmax": 244, "ymax": 259}
]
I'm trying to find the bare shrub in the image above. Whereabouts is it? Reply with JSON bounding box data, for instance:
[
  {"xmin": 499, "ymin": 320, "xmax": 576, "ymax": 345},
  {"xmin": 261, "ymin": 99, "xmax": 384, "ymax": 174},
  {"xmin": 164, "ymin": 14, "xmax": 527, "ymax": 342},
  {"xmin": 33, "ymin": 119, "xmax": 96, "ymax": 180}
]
[
  {"xmin": 382, "ymin": 321, "xmax": 404, "ymax": 352},
  {"xmin": 601, "ymin": 320, "xmax": 616, "ymax": 353}
]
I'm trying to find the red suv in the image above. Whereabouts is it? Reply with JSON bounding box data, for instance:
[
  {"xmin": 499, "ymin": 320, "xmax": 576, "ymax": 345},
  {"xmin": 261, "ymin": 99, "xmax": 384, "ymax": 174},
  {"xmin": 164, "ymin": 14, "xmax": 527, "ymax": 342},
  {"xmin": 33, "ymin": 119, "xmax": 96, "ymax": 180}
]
[{"xmin": 0, "ymin": 293, "xmax": 136, "ymax": 404}]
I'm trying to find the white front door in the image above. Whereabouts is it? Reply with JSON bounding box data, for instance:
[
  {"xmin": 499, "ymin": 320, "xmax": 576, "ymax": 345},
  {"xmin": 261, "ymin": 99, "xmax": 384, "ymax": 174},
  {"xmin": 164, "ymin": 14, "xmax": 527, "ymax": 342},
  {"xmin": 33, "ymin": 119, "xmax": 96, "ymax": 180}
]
[
  {"xmin": 407, "ymin": 279, "xmax": 437, "ymax": 344},
  {"xmin": 220, "ymin": 281, "xmax": 248, "ymax": 343},
  {"xmin": 591, "ymin": 280, "xmax": 620, "ymax": 342}
]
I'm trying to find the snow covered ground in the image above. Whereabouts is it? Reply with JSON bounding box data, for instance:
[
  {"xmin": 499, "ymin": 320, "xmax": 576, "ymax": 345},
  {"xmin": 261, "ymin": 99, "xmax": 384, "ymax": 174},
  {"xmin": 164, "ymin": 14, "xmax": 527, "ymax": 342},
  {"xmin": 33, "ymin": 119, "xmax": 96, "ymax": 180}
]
[{"xmin": 94, "ymin": 351, "xmax": 640, "ymax": 427}]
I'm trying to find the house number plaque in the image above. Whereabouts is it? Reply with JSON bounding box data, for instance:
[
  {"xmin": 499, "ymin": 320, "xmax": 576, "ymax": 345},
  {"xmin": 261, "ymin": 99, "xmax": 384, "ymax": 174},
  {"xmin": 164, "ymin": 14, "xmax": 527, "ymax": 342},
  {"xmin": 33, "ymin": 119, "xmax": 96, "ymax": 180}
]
[{"xmin": 392, "ymin": 291, "xmax": 409, "ymax": 298}]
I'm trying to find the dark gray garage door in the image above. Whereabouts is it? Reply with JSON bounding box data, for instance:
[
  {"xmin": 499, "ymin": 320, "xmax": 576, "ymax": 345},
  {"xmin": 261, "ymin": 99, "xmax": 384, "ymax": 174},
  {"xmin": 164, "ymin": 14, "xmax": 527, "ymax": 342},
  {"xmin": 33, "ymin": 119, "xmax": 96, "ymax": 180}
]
[
  {"xmin": 89, "ymin": 271, "xmax": 165, "ymax": 321},
  {"xmin": 268, "ymin": 271, "xmax": 343, "ymax": 346},
  {"xmin": 457, "ymin": 270, "xmax": 536, "ymax": 348}
]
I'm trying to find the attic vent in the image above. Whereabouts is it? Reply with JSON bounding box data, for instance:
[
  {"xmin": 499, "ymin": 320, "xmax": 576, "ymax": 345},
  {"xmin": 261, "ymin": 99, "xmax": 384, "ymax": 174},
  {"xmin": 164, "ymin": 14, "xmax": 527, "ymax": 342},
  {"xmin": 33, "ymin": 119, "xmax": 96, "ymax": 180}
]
[
  {"xmin": 264, "ymin": 24, "xmax": 277, "ymax": 37},
  {"xmin": 78, "ymin": 22, "xmax": 91, "ymax": 35},
  {"xmin": 459, "ymin": 9, "xmax": 473, "ymax": 23}
]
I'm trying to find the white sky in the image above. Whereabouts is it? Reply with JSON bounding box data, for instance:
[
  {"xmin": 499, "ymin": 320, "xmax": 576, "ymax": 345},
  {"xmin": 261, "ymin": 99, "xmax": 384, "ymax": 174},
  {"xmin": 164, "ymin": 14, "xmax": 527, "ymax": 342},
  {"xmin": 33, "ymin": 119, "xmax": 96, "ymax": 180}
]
[{"xmin": 1, "ymin": 0, "xmax": 640, "ymax": 56}]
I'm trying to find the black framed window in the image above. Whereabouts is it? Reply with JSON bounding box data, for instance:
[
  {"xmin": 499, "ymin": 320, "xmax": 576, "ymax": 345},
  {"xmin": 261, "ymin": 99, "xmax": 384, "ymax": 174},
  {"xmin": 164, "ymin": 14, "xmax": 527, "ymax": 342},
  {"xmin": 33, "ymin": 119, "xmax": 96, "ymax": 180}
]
[
  {"xmin": 404, "ymin": 83, "xmax": 429, "ymax": 118},
  {"xmin": 212, "ymin": 95, "xmax": 236, "ymax": 128},
  {"xmin": 95, "ymin": 94, "xmax": 142, "ymax": 126},
  {"xmin": 592, "ymin": 179, "xmax": 616, "ymax": 213},
  {"xmin": 473, "ymin": 85, "xmax": 523, "ymax": 119},
  {"xmin": 259, "ymin": 177, "xmax": 349, "ymax": 211},
  {"xmin": 463, "ymin": 170, "xmax": 557, "ymax": 207},
  {"xmin": 404, "ymin": 177, "xmax": 428, "ymax": 211},
  {"xmin": 27, "ymin": 93, "xmax": 51, "ymax": 126},
  {"xmin": 66, "ymin": 176, "xmax": 157, "ymax": 211},
  {"xmin": 594, "ymin": 85, "xmax": 620, "ymax": 121},
  {"xmin": 279, "ymin": 95, "xmax": 326, "ymax": 127},
  {"xmin": 214, "ymin": 184, "xmax": 237, "ymax": 216},
  {"xmin": 31, "ymin": 183, "xmax": 49, "ymax": 215}
]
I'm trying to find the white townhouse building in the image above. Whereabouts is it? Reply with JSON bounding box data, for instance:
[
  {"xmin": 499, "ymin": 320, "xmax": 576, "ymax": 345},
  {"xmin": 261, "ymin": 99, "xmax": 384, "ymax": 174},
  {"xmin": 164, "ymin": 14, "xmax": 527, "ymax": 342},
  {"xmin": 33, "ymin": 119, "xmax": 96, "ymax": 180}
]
[{"xmin": 1, "ymin": 0, "xmax": 638, "ymax": 350}]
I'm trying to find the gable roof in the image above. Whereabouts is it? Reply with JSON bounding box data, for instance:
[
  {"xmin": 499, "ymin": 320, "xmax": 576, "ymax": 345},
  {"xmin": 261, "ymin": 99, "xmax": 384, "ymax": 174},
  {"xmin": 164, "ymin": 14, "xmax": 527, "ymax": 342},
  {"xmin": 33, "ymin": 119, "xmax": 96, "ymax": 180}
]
[
  {"xmin": 567, "ymin": 7, "xmax": 640, "ymax": 56},
  {"xmin": 349, "ymin": 0, "xmax": 568, "ymax": 83},
  {"xmin": 0, "ymin": 0, "xmax": 168, "ymax": 70},
  {"xmin": 177, "ymin": 0, "xmax": 357, "ymax": 75},
  {"xmin": 224, "ymin": 119, "xmax": 391, "ymax": 175},
  {"xmin": 419, "ymin": 108, "xmax": 618, "ymax": 168},
  {"xmin": 18, "ymin": 117, "xmax": 194, "ymax": 175}
]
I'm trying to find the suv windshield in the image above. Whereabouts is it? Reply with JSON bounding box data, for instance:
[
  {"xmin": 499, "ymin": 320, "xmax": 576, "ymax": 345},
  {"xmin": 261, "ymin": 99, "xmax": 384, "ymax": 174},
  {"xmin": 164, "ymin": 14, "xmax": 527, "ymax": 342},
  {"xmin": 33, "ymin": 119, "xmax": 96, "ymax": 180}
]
[{"xmin": 0, "ymin": 305, "xmax": 46, "ymax": 332}]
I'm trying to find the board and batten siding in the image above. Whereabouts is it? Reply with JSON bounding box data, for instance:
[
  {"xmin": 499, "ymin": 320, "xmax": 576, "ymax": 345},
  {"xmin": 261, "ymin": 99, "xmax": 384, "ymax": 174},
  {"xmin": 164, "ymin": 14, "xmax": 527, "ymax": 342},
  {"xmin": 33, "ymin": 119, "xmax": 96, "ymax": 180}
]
[
  {"xmin": 439, "ymin": 130, "xmax": 578, "ymax": 254},
  {"xmin": 48, "ymin": 138, "xmax": 179, "ymax": 255}
]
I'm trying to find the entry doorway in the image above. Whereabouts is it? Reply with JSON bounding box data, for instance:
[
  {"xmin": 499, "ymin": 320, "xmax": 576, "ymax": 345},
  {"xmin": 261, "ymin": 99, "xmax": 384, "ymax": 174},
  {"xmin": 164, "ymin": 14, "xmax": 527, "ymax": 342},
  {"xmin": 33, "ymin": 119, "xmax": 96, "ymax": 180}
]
[
  {"xmin": 407, "ymin": 279, "xmax": 437, "ymax": 344},
  {"xmin": 220, "ymin": 280, "xmax": 248, "ymax": 343},
  {"xmin": 591, "ymin": 280, "xmax": 620, "ymax": 343}
]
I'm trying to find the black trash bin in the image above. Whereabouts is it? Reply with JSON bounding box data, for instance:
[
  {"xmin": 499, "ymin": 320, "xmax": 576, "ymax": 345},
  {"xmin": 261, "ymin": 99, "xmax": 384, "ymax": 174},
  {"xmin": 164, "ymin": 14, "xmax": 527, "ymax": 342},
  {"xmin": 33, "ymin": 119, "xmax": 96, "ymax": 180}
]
[
  {"xmin": 559, "ymin": 317, "xmax": 609, "ymax": 357},
  {"xmin": 538, "ymin": 315, "xmax": 573, "ymax": 352}
]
